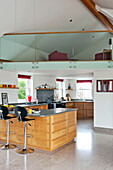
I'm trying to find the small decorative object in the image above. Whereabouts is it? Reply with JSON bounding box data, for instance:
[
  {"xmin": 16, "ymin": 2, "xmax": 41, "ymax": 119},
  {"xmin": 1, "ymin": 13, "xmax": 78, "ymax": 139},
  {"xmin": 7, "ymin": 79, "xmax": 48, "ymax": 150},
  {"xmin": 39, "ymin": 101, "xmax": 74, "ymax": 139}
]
[
  {"xmin": 36, "ymin": 98, "xmax": 38, "ymax": 104},
  {"xmin": 28, "ymin": 96, "xmax": 32, "ymax": 102},
  {"xmin": 66, "ymin": 93, "xmax": 71, "ymax": 101},
  {"xmin": 44, "ymin": 84, "xmax": 48, "ymax": 88},
  {"xmin": 44, "ymin": 84, "xmax": 49, "ymax": 88},
  {"xmin": 1, "ymin": 93, "xmax": 8, "ymax": 105},
  {"xmin": 41, "ymin": 85, "xmax": 45, "ymax": 88},
  {"xmin": 68, "ymin": 84, "xmax": 71, "ymax": 89}
]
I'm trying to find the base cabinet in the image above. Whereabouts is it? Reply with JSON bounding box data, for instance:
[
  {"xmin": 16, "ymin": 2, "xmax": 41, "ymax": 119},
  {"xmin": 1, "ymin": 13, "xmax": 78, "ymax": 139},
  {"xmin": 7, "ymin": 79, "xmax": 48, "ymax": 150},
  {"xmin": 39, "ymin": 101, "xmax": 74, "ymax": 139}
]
[
  {"xmin": 66, "ymin": 102, "xmax": 93, "ymax": 119},
  {"xmin": 25, "ymin": 104, "xmax": 48, "ymax": 110}
]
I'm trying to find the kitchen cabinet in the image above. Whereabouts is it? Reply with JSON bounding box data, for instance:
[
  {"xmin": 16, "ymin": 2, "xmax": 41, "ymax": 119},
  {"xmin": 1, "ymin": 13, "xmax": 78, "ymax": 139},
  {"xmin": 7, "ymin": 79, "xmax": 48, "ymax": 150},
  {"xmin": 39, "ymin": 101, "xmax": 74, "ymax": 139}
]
[
  {"xmin": 0, "ymin": 109, "xmax": 77, "ymax": 151},
  {"xmin": 25, "ymin": 104, "xmax": 48, "ymax": 110},
  {"xmin": 76, "ymin": 102, "xmax": 93, "ymax": 119},
  {"xmin": 66, "ymin": 101, "xmax": 93, "ymax": 119},
  {"xmin": 66, "ymin": 102, "xmax": 75, "ymax": 108},
  {"xmin": 75, "ymin": 102, "xmax": 84, "ymax": 109},
  {"xmin": 84, "ymin": 102, "xmax": 93, "ymax": 110}
]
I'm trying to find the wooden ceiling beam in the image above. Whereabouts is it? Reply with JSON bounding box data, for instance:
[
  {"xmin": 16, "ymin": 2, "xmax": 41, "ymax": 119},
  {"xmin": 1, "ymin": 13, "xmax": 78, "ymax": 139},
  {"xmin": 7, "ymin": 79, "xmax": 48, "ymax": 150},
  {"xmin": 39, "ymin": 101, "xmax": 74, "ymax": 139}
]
[{"xmin": 80, "ymin": 0, "xmax": 113, "ymax": 30}]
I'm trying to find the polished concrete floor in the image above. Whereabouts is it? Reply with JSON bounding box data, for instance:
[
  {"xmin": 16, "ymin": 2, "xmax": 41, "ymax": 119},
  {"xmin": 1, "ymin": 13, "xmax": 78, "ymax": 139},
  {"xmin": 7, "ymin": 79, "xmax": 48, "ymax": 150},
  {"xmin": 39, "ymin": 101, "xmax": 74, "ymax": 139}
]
[{"xmin": 0, "ymin": 119, "xmax": 113, "ymax": 170}]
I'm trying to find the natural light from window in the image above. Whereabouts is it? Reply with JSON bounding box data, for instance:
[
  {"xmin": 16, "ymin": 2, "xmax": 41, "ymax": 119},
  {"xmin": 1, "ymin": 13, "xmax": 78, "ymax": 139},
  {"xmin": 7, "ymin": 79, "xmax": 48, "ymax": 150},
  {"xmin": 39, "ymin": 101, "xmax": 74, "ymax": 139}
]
[
  {"xmin": 18, "ymin": 77, "xmax": 32, "ymax": 103},
  {"xmin": 76, "ymin": 81, "xmax": 92, "ymax": 99}
]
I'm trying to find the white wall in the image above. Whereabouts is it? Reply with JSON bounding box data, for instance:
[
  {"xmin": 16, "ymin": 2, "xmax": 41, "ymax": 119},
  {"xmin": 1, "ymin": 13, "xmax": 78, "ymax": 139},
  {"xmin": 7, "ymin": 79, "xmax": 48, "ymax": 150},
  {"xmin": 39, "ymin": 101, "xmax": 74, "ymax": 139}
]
[
  {"xmin": 94, "ymin": 71, "xmax": 113, "ymax": 129},
  {"xmin": 0, "ymin": 70, "xmax": 56, "ymax": 104},
  {"xmin": 0, "ymin": 0, "xmax": 104, "ymax": 37},
  {"xmin": 0, "ymin": 70, "xmax": 18, "ymax": 104}
]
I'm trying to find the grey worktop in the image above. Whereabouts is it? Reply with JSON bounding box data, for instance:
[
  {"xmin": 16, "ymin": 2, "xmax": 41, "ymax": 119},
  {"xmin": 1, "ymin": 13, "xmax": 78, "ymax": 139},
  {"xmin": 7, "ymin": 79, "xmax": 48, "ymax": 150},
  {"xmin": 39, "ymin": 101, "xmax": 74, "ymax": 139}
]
[
  {"xmin": 61, "ymin": 100, "xmax": 93, "ymax": 103},
  {"xmin": 16, "ymin": 103, "xmax": 48, "ymax": 107},
  {"xmin": 10, "ymin": 108, "xmax": 78, "ymax": 117},
  {"xmin": 7, "ymin": 100, "xmax": 93, "ymax": 109},
  {"xmin": 29, "ymin": 108, "xmax": 78, "ymax": 117}
]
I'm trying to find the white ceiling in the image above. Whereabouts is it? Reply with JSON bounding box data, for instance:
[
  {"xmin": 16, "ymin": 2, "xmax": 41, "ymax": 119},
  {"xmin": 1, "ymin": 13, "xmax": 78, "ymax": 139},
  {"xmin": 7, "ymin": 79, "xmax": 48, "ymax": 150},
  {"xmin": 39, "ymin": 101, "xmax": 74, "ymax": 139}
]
[
  {"xmin": 0, "ymin": 0, "xmax": 107, "ymax": 37},
  {"xmin": 15, "ymin": 69, "xmax": 113, "ymax": 79},
  {"xmin": 15, "ymin": 69, "xmax": 94, "ymax": 79}
]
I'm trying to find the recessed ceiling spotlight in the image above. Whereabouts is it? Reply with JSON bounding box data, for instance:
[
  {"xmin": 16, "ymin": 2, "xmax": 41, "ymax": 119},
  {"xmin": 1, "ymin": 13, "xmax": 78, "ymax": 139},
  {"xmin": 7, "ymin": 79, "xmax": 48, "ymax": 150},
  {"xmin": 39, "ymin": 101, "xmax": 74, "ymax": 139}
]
[{"xmin": 69, "ymin": 19, "xmax": 72, "ymax": 22}]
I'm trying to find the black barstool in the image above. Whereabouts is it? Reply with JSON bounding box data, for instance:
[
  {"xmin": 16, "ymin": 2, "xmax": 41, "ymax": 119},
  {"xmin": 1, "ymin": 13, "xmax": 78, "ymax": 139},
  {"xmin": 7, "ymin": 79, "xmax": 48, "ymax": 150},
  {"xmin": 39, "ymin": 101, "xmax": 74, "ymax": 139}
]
[
  {"xmin": 0, "ymin": 105, "xmax": 16, "ymax": 150},
  {"xmin": 14, "ymin": 106, "xmax": 35, "ymax": 154}
]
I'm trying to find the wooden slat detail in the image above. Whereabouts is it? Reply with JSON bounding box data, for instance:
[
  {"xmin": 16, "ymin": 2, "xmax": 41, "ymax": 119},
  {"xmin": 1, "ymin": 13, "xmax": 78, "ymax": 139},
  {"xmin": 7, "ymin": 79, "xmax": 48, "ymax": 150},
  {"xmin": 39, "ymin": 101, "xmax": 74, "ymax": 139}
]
[
  {"xmin": 51, "ymin": 129, "xmax": 66, "ymax": 140},
  {"xmin": 77, "ymin": 109, "xmax": 87, "ymax": 119},
  {"xmin": 51, "ymin": 135, "xmax": 67, "ymax": 149},
  {"xmin": 84, "ymin": 102, "xmax": 93, "ymax": 109},
  {"xmin": 0, "ymin": 110, "xmax": 77, "ymax": 151},
  {"xmin": 51, "ymin": 121, "xmax": 67, "ymax": 132},
  {"xmin": 86, "ymin": 109, "xmax": 93, "ymax": 117},
  {"xmin": 75, "ymin": 102, "xmax": 84, "ymax": 109},
  {"xmin": 51, "ymin": 113, "xmax": 66, "ymax": 124}
]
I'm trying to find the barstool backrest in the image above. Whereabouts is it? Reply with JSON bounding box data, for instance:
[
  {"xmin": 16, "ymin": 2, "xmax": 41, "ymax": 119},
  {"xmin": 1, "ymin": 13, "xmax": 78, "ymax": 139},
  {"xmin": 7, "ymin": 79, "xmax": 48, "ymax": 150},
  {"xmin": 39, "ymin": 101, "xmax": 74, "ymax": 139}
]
[
  {"xmin": 14, "ymin": 106, "xmax": 27, "ymax": 121},
  {"xmin": 0, "ymin": 105, "xmax": 9, "ymax": 119}
]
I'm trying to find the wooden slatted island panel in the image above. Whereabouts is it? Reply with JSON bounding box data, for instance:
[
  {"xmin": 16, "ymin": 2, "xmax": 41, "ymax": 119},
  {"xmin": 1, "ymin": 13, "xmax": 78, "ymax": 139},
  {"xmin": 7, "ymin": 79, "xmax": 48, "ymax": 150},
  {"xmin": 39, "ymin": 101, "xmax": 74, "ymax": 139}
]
[{"xmin": 0, "ymin": 108, "xmax": 77, "ymax": 152}]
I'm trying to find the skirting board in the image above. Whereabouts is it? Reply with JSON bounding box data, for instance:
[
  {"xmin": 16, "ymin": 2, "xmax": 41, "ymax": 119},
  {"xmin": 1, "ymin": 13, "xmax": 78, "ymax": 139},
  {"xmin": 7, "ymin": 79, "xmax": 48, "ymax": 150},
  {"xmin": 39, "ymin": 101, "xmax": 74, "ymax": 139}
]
[{"xmin": 93, "ymin": 127, "xmax": 113, "ymax": 135}]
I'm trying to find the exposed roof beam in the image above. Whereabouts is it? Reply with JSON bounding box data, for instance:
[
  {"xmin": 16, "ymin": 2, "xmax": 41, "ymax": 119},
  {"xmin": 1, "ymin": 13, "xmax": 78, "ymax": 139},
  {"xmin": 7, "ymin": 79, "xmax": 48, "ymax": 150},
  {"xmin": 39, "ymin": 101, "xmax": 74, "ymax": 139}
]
[{"xmin": 80, "ymin": 0, "xmax": 113, "ymax": 30}]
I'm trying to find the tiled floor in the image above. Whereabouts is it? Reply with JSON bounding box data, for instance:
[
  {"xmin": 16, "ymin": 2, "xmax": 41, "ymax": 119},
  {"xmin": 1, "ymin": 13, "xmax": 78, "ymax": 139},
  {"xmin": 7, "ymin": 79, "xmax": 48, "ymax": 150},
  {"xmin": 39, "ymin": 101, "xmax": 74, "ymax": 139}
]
[{"xmin": 0, "ymin": 119, "xmax": 113, "ymax": 170}]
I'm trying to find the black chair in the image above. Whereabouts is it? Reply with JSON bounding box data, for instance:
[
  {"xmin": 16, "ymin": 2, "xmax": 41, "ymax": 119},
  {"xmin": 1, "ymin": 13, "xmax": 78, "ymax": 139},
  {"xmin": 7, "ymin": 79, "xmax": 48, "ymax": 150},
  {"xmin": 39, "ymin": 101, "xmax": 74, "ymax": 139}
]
[
  {"xmin": 0, "ymin": 105, "xmax": 16, "ymax": 150},
  {"xmin": 14, "ymin": 106, "xmax": 35, "ymax": 154}
]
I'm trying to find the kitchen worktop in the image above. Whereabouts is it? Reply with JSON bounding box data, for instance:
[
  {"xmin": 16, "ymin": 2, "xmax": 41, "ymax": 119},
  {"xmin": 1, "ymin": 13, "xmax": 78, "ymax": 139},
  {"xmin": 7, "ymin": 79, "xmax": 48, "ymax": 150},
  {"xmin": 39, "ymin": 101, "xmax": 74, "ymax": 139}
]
[
  {"xmin": 7, "ymin": 100, "xmax": 93, "ymax": 107},
  {"xmin": 52, "ymin": 100, "xmax": 93, "ymax": 103},
  {"xmin": 10, "ymin": 108, "xmax": 78, "ymax": 117},
  {"xmin": 29, "ymin": 108, "xmax": 78, "ymax": 117},
  {"xmin": 17, "ymin": 103, "xmax": 48, "ymax": 107}
]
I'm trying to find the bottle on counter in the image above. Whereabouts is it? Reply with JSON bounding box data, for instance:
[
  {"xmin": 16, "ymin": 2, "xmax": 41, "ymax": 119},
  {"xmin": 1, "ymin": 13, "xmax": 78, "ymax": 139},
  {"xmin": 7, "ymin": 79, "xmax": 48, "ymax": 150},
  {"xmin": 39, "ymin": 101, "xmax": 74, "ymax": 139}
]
[{"xmin": 36, "ymin": 98, "xmax": 38, "ymax": 104}]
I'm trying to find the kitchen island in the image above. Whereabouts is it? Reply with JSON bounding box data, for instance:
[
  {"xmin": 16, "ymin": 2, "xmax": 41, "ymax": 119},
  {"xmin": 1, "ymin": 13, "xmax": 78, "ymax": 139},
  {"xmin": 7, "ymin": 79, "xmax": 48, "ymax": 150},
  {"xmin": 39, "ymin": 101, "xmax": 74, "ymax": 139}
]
[{"xmin": 0, "ymin": 108, "xmax": 77, "ymax": 152}]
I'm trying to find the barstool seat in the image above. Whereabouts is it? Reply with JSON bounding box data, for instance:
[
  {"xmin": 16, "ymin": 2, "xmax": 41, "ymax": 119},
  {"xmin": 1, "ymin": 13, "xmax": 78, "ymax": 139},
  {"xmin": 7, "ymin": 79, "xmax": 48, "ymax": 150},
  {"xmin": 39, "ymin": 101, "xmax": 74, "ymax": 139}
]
[
  {"xmin": 14, "ymin": 106, "xmax": 35, "ymax": 154},
  {"xmin": 0, "ymin": 105, "xmax": 16, "ymax": 150}
]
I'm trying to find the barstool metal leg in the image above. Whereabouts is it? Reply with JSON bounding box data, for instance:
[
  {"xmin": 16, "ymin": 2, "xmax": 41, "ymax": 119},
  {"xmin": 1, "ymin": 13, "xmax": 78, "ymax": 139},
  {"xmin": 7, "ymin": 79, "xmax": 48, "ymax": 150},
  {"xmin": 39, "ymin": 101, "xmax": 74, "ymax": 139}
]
[
  {"xmin": 16, "ymin": 122, "xmax": 34, "ymax": 154},
  {"xmin": 0, "ymin": 120, "xmax": 16, "ymax": 150},
  {"xmin": 24, "ymin": 122, "xmax": 27, "ymax": 150}
]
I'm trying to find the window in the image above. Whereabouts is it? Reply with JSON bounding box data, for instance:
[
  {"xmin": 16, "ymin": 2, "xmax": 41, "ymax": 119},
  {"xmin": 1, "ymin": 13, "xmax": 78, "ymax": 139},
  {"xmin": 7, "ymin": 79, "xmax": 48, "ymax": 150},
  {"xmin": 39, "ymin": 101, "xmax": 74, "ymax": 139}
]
[
  {"xmin": 76, "ymin": 80, "xmax": 92, "ymax": 99},
  {"xmin": 56, "ymin": 79, "xmax": 65, "ymax": 99},
  {"xmin": 18, "ymin": 75, "xmax": 32, "ymax": 102}
]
